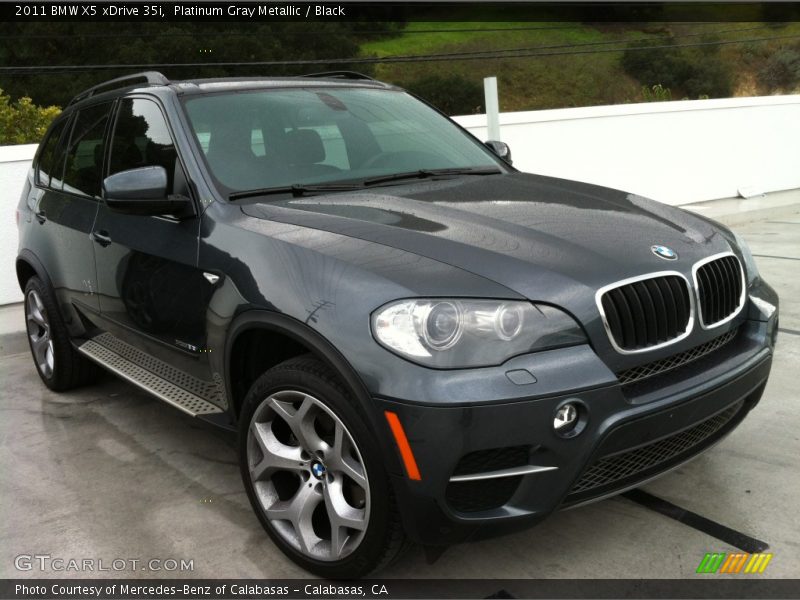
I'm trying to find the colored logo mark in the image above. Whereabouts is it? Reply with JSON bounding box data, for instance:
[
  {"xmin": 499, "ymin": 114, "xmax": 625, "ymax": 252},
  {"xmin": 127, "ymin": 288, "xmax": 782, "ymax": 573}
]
[
  {"xmin": 696, "ymin": 552, "xmax": 773, "ymax": 574},
  {"xmin": 651, "ymin": 244, "xmax": 678, "ymax": 260}
]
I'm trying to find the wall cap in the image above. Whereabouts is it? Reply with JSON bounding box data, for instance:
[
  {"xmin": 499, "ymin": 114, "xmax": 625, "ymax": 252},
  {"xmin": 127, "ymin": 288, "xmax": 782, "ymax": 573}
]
[
  {"xmin": 0, "ymin": 144, "xmax": 38, "ymax": 164},
  {"xmin": 453, "ymin": 94, "xmax": 800, "ymax": 128}
]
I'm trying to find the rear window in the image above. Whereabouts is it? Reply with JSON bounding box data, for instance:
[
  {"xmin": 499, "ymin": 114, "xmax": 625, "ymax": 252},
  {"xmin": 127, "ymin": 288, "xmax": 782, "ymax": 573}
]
[
  {"xmin": 36, "ymin": 118, "xmax": 69, "ymax": 187},
  {"xmin": 61, "ymin": 102, "xmax": 113, "ymax": 198}
]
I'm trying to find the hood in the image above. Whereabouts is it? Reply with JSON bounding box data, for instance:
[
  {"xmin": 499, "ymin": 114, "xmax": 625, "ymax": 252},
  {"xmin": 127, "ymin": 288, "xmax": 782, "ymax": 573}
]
[{"xmin": 240, "ymin": 172, "xmax": 734, "ymax": 312}]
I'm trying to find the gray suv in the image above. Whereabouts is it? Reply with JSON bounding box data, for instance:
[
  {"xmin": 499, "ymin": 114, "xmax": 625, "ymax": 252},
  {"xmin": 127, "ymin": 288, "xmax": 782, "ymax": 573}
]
[{"xmin": 16, "ymin": 71, "xmax": 779, "ymax": 578}]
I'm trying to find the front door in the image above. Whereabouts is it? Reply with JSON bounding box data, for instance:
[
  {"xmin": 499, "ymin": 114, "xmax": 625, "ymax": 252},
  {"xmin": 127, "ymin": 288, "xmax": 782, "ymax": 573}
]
[{"xmin": 92, "ymin": 96, "xmax": 213, "ymax": 381}]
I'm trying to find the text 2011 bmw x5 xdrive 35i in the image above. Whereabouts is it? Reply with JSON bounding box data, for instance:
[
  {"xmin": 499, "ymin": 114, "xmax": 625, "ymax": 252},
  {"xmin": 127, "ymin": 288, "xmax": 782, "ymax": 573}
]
[{"xmin": 16, "ymin": 72, "xmax": 779, "ymax": 578}]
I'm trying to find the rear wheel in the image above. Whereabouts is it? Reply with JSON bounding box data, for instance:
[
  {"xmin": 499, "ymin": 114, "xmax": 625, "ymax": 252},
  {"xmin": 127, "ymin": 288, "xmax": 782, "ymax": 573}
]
[
  {"xmin": 238, "ymin": 355, "xmax": 407, "ymax": 578},
  {"xmin": 24, "ymin": 276, "xmax": 98, "ymax": 391}
]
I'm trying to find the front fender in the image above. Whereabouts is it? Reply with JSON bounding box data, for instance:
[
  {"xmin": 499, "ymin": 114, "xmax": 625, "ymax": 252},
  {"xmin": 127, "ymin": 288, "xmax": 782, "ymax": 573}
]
[{"xmin": 222, "ymin": 309, "xmax": 405, "ymax": 477}]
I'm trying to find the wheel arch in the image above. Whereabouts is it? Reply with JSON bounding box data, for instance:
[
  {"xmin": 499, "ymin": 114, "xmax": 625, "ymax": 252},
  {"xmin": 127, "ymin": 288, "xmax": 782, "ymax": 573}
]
[
  {"xmin": 224, "ymin": 310, "xmax": 379, "ymax": 429},
  {"xmin": 16, "ymin": 249, "xmax": 53, "ymax": 293},
  {"xmin": 225, "ymin": 310, "xmax": 409, "ymax": 538}
]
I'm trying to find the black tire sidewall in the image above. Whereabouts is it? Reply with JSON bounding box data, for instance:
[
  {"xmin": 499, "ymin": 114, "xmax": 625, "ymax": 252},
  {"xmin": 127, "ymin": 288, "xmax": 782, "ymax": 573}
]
[
  {"xmin": 238, "ymin": 358, "xmax": 394, "ymax": 579},
  {"xmin": 23, "ymin": 277, "xmax": 72, "ymax": 391}
]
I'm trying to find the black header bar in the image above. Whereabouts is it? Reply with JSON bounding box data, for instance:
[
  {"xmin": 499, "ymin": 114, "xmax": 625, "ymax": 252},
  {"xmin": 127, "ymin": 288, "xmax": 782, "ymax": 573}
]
[{"xmin": 3, "ymin": 2, "xmax": 800, "ymax": 23}]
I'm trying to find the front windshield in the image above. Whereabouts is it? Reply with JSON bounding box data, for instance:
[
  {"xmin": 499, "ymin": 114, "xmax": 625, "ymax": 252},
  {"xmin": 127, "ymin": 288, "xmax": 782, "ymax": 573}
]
[{"xmin": 182, "ymin": 87, "xmax": 503, "ymax": 195}]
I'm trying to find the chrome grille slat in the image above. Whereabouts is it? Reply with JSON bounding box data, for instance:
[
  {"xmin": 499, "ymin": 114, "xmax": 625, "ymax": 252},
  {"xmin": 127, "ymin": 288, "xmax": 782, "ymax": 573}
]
[
  {"xmin": 694, "ymin": 253, "xmax": 745, "ymax": 329},
  {"xmin": 598, "ymin": 273, "xmax": 692, "ymax": 353},
  {"xmin": 598, "ymin": 252, "xmax": 747, "ymax": 353}
]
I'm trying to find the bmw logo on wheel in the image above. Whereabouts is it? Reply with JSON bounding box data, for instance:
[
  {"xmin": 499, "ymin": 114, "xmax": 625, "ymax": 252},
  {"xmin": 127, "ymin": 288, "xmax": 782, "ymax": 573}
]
[
  {"xmin": 651, "ymin": 245, "xmax": 678, "ymax": 260},
  {"xmin": 311, "ymin": 461, "xmax": 326, "ymax": 479}
]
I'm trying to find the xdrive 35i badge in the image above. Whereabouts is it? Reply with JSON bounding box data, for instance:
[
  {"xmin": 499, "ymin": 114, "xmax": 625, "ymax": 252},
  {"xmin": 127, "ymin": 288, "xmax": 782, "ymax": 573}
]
[{"xmin": 651, "ymin": 244, "xmax": 678, "ymax": 260}]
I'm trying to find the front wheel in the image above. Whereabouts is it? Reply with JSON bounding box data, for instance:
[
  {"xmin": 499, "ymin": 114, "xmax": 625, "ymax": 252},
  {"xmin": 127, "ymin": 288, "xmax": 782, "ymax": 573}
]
[{"xmin": 238, "ymin": 356, "xmax": 407, "ymax": 578}]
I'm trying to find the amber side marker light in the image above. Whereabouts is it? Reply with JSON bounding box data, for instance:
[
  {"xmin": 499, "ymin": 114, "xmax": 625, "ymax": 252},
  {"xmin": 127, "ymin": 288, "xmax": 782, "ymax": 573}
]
[{"xmin": 384, "ymin": 411, "xmax": 422, "ymax": 481}]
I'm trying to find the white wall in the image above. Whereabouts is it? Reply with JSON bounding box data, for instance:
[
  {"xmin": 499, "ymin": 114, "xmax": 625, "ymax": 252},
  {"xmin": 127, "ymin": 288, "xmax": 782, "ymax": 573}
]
[
  {"xmin": 0, "ymin": 144, "xmax": 36, "ymax": 306},
  {"xmin": 452, "ymin": 95, "xmax": 800, "ymax": 205},
  {"xmin": 1, "ymin": 95, "xmax": 798, "ymax": 305}
]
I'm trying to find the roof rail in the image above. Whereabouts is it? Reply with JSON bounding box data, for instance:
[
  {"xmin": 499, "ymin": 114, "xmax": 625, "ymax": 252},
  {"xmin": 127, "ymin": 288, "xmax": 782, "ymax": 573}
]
[
  {"xmin": 301, "ymin": 71, "xmax": 376, "ymax": 81},
  {"xmin": 68, "ymin": 71, "xmax": 170, "ymax": 106}
]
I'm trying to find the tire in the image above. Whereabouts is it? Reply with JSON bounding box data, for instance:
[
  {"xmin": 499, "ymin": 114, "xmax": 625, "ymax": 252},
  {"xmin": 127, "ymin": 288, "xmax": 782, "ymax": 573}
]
[
  {"xmin": 238, "ymin": 355, "xmax": 407, "ymax": 578},
  {"xmin": 23, "ymin": 276, "xmax": 99, "ymax": 391}
]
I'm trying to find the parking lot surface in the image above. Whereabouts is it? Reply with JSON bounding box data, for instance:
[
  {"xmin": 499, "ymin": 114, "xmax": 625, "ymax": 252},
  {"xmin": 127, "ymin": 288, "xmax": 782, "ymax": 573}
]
[{"xmin": 0, "ymin": 216, "xmax": 798, "ymax": 580}]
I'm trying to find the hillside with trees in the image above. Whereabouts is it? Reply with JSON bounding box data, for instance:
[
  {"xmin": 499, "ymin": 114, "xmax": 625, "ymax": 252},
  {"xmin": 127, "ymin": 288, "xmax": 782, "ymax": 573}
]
[
  {"xmin": 365, "ymin": 21, "xmax": 800, "ymax": 115},
  {"xmin": 2, "ymin": 20, "xmax": 800, "ymax": 143}
]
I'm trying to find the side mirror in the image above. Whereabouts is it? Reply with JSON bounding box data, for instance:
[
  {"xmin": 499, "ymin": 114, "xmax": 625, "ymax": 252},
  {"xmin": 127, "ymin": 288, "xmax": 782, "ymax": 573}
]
[
  {"xmin": 485, "ymin": 140, "xmax": 512, "ymax": 165},
  {"xmin": 103, "ymin": 166, "xmax": 194, "ymax": 217}
]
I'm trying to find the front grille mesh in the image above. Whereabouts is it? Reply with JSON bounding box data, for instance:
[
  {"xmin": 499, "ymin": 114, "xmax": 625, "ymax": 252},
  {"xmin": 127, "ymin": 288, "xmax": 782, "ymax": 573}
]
[
  {"xmin": 696, "ymin": 255, "xmax": 744, "ymax": 326},
  {"xmin": 617, "ymin": 328, "xmax": 738, "ymax": 385},
  {"xmin": 600, "ymin": 275, "xmax": 691, "ymax": 351},
  {"xmin": 569, "ymin": 401, "xmax": 743, "ymax": 495}
]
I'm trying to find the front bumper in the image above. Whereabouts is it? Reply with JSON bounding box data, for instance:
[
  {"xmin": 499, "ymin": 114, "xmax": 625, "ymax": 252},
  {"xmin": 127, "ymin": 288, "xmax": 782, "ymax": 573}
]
[{"xmin": 374, "ymin": 317, "xmax": 775, "ymax": 546}]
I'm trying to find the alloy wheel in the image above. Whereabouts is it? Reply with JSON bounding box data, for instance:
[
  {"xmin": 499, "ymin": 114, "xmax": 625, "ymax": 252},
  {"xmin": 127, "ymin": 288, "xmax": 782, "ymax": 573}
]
[
  {"xmin": 26, "ymin": 289, "xmax": 54, "ymax": 379},
  {"xmin": 247, "ymin": 390, "xmax": 370, "ymax": 561}
]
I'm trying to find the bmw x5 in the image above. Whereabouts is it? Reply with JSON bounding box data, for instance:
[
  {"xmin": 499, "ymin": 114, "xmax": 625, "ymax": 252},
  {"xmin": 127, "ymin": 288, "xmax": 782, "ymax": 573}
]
[{"xmin": 16, "ymin": 71, "xmax": 779, "ymax": 578}]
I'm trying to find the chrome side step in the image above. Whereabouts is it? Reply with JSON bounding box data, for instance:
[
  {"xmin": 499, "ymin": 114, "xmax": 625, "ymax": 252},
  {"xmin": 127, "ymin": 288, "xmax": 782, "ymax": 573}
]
[{"xmin": 77, "ymin": 333, "xmax": 223, "ymax": 417}]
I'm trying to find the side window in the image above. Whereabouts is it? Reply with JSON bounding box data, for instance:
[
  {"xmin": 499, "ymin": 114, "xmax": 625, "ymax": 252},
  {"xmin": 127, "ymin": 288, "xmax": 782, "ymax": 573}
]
[
  {"xmin": 48, "ymin": 118, "xmax": 72, "ymax": 191},
  {"xmin": 109, "ymin": 98, "xmax": 183, "ymax": 195},
  {"xmin": 36, "ymin": 118, "xmax": 68, "ymax": 187},
  {"xmin": 62, "ymin": 102, "xmax": 113, "ymax": 198}
]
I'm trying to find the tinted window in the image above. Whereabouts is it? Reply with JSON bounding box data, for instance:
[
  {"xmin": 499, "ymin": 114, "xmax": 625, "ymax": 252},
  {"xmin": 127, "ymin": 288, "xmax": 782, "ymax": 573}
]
[
  {"xmin": 183, "ymin": 88, "xmax": 501, "ymax": 193},
  {"xmin": 62, "ymin": 102, "xmax": 112, "ymax": 198},
  {"xmin": 36, "ymin": 118, "xmax": 68, "ymax": 187},
  {"xmin": 291, "ymin": 124, "xmax": 350, "ymax": 170},
  {"xmin": 110, "ymin": 98, "xmax": 182, "ymax": 194}
]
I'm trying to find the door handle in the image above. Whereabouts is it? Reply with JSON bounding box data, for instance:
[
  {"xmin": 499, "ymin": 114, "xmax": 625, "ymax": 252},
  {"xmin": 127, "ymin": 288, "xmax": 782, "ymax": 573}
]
[
  {"xmin": 91, "ymin": 230, "xmax": 112, "ymax": 247},
  {"xmin": 34, "ymin": 209, "xmax": 46, "ymax": 224}
]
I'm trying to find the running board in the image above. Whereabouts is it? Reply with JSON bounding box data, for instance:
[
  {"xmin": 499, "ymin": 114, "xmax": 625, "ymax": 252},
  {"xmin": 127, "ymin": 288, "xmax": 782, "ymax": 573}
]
[{"xmin": 77, "ymin": 333, "xmax": 224, "ymax": 417}]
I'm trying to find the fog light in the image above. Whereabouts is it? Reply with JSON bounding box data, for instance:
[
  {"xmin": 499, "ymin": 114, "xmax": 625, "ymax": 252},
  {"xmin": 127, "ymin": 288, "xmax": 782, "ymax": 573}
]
[{"xmin": 553, "ymin": 403, "xmax": 578, "ymax": 433}]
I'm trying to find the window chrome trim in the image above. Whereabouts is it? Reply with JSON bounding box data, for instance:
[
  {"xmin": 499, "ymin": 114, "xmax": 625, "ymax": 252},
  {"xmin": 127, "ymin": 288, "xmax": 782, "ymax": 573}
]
[
  {"xmin": 691, "ymin": 251, "xmax": 747, "ymax": 330},
  {"xmin": 595, "ymin": 270, "xmax": 696, "ymax": 355}
]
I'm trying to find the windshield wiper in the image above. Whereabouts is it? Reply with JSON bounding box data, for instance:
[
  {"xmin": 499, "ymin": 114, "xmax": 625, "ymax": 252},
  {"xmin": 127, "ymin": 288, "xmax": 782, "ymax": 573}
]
[
  {"xmin": 229, "ymin": 182, "xmax": 364, "ymax": 201},
  {"xmin": 228, "ymin": 167, "xmax": 503, "ymax": 201},
  {"xmin": 362, "ymin": 167, "xmax": 502, "ymax": 187}
]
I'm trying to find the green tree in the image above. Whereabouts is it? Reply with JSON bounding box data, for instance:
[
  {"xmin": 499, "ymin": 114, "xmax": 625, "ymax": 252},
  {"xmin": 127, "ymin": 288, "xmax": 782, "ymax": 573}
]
[
  {"xmin": 404, "ymin": 74, "xmax": 483, "ymax": 115},
  {"xmin": 621, "ymin": 37, "xmax": 733, "ymax": 99},
  {"xmin": 759, "ymin": 47, "xmax": 800, "ymax": 89},
  {"xmin": 0, "ymin": 22, "xmax": 394, "ymax": 108},
  {"xmin": 641, "ymin": 84, "xmax": 672, "ymax": 102},
  {"xmin": 0, "ymin": 88, "xmax": 60, "ymax": 144}
]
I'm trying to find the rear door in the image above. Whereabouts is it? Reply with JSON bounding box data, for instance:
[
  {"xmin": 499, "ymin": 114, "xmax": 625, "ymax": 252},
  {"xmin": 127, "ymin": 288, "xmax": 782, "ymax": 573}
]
[
  {"xmin": 33, "ymin": 101, "xmax": 114, "ymax": 319},
  {"xmin": 92, "ymin": 95, "xmax": 213, "ymax": 380}
]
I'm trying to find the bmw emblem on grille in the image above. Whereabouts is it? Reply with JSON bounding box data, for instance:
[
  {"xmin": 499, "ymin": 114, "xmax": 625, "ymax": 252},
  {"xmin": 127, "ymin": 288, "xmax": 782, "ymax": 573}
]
[{"xmin": 651, "ymin": 245, "xmax": 678, "ymax": 260}]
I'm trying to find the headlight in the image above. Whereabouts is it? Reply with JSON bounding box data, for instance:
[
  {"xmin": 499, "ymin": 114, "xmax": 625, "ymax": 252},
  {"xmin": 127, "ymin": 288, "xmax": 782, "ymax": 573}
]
[
  {"xmin": 732, "ymin": 231, "xmax": 759, "ymax": 285},
  {"xmin": 371, "ymin": 299, "xmax": 586, "ymax": 368}
]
